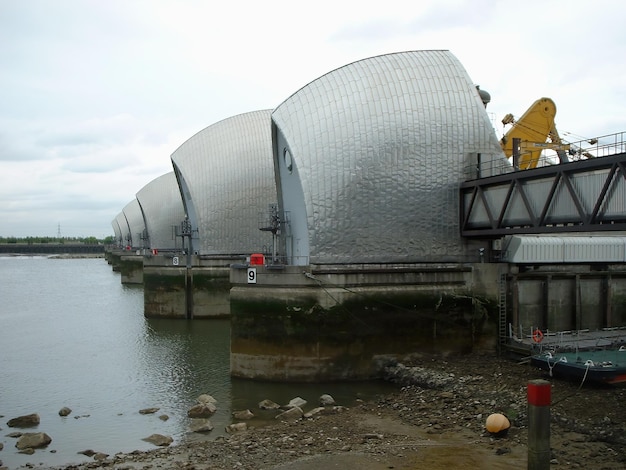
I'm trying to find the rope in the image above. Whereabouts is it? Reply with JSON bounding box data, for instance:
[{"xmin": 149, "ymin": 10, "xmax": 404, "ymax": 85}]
[
  {"xmin": 302, "ymin": 272, "xmax": 375, "ymax": 331},
  {"xmin": 302, "ymin": 271, "xmax": 460, "ymax": 325},
  {"xmin": 550, "ymin": 359, "xmax": 592, "ymax": 407}
]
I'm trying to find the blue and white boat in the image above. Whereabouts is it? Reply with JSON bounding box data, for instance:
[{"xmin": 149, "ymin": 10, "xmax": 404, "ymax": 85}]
[{"xmin": 531, "ymin": 346, "xmax": 626, "ymax": 385}]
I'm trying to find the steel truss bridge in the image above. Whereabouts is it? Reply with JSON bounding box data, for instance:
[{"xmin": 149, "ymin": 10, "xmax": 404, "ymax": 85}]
[{"xmin": 460, "ymin": 132, "xmax": 626, "ymax": 237}]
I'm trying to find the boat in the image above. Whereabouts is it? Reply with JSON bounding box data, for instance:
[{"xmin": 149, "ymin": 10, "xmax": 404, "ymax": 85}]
[{"xmin": 531, "ymin": 346, "xmax": 626, "ymax": 385}]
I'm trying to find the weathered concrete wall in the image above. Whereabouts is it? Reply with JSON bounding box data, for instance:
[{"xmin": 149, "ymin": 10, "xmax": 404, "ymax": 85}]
[
  {"xmin": 610, "ymin": 273, "xmax": 626, "ymax": 326},
  {"xmin": 229, "ymin": 263, "xmax": 500, "ymax": 382},
  {"xmin": 143, "ymin": 254, "xmax": 233, "ymax": 318},
  {"xmin": 548, "ymin": 277, "xmax": 575, "ymax": 332},
  {"xmin": 579, "ymin": 277, "xmax": 604, "ymax": 330},
  {"xmin": 120, "ymin": 255, "xmax": 143, "ymax": 284},
  {"xmin": 509, "ymin": 265, "xmax": 626, "ymax": 336},
  {"xmin": 143, "ymin": 266, "xmax": 188, "ymax": 317},
  {"xmin": 106, "ymin": 249, "xmax": 122, "ymax": 272},
  {"xmin": 515, "ymin": 279, "xmax": 544, "ymax": 334}
]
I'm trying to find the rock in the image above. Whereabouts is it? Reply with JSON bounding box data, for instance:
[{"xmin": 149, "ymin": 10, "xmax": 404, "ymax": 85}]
[
  {"xmin": 6, "ymin": 432, "xmax": 22, "ymax": 438},
  {"xmin": 197, "ymin": 394, "xmax": 217, "ymax": 404},
  {"xmin": 78, "ymin": 449, "xmax": 97, "ymax": 456},
  {"xmin": 58, "ymin": 407, "xmax": 72, "ymax": 417},
  {"xmin": 225, "ymin": 422, "xmax": 247, "ymax": 433},
  {"xmin": 232, "ymin": 409, "xmax": 254, "ymax": 420},
  {"xmin": 0, "ymin": 442, "xmax": 3, "ymax": 450},
  {"xmin": 258, "ymin": 399, "xmax": 281, "ymax": 410},
  {"xmin": 159, "ymin": 414, "xmax": 169, "ymax": 421},
  {"xmin": 7, "ymin": 413, "xmax": 40, "ymax": 428},
  {"xmin": 275, "ymin": 406, "xmax": 303, "ymax": 421},
  {"xmin": 303, "ymin": 407, "xmax": 325, "ymax": 418},
  {"xmin": 18, "ymin": 447, "xmax": 35, "ymax": 455},
  {"xmin": 286, "ymin": 397, "xmax": 307, "ymax": 409},
  {"xmin": 139, "ymin": 407, "xmax": 160, "ymax": 415},
  {"xmin": 190, "ymin": 419, "xmax": 214, "ymax": 433},
  {"xmin": 94, "ymin": 452, "xmax": 109, "ymax": 461},
  {"xmin": 15, "ymin": 432, "xmax": 52, "ymax": 450},
  {"xmin": 142, "ymin": 434, "xmax": 173, "ymax": 447},
  {"xmin": 187, "ymin": 403, "xmax": 217, "ymax": 418},
  {"xmin": 319, "ymin": 394, "xmax": 336, "ymax": 406},
  {"xmin": 382, "ymin": 363, "xmax": 455, "ymax": 389}
]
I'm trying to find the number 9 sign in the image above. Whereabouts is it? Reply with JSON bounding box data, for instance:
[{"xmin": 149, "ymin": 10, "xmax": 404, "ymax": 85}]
[{"xmin": 247, "ymin": 267, "xmax": 257, "ymax": 284}]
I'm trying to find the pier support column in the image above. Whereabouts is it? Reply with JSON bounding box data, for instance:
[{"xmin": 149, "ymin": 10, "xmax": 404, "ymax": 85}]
[{"xmin": 527, "ymin": 379, "xmax": 551, "ymax": 470}]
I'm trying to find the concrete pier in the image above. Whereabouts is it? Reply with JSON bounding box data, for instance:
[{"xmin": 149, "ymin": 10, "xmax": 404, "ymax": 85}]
[
  {"xmin": 229, "ymin": 263, "xmax": 502, "ymax": 382},
  {"xmin": 120, "ymin": 253, "xmax": 143, "ymax": 284},
  {"xmin": 143, "ymin": 254, "xmax": 237, "ymax": 319},
  {"xmin": 507, "ymin": 264, "xmax": 626, "ymax": 351}
]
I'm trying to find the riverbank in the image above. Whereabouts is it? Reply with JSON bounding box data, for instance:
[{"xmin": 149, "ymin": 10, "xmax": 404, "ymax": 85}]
[{"xmin": 29, "ymin": 352, "xmax": 624, "ymax": 470}]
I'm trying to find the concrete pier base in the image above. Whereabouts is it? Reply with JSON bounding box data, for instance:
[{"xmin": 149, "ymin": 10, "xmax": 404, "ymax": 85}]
[
  {"xmin": 229, "ymin": 263, "xmax": 501, "ymax": 382},
  {"xmin": 143, "ymin": 255, "xmax": 234, "ymax": 318},
  {"xmin": 120, "ymin": 254, "xmax": 143, "ymax": 284}
]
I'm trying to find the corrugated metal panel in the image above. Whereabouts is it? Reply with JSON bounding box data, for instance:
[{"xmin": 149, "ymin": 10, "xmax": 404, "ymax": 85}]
[
  {"xmin": 111, "ymin": 217, "xmax": 122, "ymax": 244},
  {"xmin": 562, "ymin": 236, "xmax": 626, "ymax": 262},
  {"xmin": 506, "ymin": 236, "xmax": 564, "ymax": 263},
  {"xmin": 503, "ymin": 235, "xmax": 626, "ymax": 263},
  {"xmin": 114, "ymin": 213, "xmax": 129, "ymax": 245},
  {"xmin": 170, "ymin": 110, "xmax": 276, "ymax": 256},
  {"xmin": 136, "ymin": 172, "xmax": 185, "ymax": 250},
  {"xmin": 272, "ymin": 50, "xmax": 508, "ymax": 265},
  {"xmin": 122, "ymin": 199, "xmax": 146, "ymax": 249}
]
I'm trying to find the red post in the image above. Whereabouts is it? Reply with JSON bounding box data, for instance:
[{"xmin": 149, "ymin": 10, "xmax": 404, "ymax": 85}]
[{"xmin": 527, "ymin": 379, "xmax": 551, "ymax": 470}]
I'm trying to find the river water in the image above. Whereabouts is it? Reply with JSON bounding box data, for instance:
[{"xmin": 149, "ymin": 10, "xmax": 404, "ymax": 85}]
[{"xmin": 0, "ymin": 256, "xmax": 395, "ymax": 469}]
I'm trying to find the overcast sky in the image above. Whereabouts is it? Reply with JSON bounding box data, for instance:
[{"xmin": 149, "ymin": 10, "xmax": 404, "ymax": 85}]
[{"xmin": 1, "ymin": 0, "xmax": 625, "ymax": 238}]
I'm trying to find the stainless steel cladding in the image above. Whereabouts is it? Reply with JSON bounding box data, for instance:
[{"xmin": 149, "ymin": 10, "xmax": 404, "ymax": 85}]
[
  {"xmin": 114, "ymin": 212, "xmax": 130, "ymax": 245},
  {"xmin": 170, "ymin": 110, "xmax": 276, "ymax": 256},
  {"xmin": 502, "ymin": 235, "xmax": 626, "ymax": 263},
  {"xmin": 136, "ymin": 172, "xmax": 186, "ymax": 251},
  {"xmin": 111, "ymin": 216, "xmax": 123, "ymax": 245},
  {"xmin": 122, "ymin": 199, "xmax": 146, "ymax": 249},
  {"xmin": 272, "ymin": 50, "xmax": 508, "ymax": 265}
]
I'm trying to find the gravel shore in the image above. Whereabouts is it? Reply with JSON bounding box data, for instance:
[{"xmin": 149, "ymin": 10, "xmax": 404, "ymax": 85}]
[{"xmin": 24, "ymin": 352, "xmax": 626, "ymax": 469}]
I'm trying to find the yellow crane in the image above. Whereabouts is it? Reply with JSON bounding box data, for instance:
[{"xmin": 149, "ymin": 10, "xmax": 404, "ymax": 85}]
[{"xmin": 499, "ymin": 97, "xmax": 570, "ymax": 170}]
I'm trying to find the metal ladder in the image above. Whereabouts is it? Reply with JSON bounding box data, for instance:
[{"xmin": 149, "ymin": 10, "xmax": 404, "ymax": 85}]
[{"xmin": 498, "ymin": 273, "xmax": 508, "ymax": 351}]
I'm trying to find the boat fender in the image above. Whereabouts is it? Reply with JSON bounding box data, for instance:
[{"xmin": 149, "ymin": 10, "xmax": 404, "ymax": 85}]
[{"xmin": 532, "ymin": 329, "xmax": 544, "ymax": 343}]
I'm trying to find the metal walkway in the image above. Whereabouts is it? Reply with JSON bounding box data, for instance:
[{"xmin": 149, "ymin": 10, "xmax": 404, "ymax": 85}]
[
  {"xmin": 460, "ymin": 132, "xmax": 626, "ymax": 237},
  {"xmin": 505, "ymin": 327, "xmax": 626, "ymax": 356}
]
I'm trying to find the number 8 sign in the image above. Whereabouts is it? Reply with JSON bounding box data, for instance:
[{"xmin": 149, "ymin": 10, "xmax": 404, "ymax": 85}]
[{"xmin": 247, "ymin": 267, "xmax": 257, "ymax": 284}]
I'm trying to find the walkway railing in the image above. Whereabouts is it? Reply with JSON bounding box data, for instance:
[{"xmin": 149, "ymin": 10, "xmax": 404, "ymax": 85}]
[{"xmin": 466, "ymin": 130, "xmax": 626, "ymax": 181}]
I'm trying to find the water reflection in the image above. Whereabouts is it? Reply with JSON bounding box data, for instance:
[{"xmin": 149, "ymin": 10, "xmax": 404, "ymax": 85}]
[
  {"xmin": 0, "ymin": 257, "xmax": 396, "ymax": 469},
  {"xmin": 138, "ymin": 318, "xmax": 233, "ymax": 438}
]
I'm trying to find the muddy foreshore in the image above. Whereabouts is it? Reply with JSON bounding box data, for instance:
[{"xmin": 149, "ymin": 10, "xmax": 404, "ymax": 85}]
[{"xmin": 8, "ymin": 352, "xmax": 626, "ymax": 470}]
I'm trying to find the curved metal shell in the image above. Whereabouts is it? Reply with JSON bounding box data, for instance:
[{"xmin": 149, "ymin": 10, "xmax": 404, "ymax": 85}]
[
  {"xmin": 122, "ymin": 199, "xmax": 146, "ymax": 249},
  {"xmin": 272, "ymin": 50, "xmax": 507, "ymax": 264},
  {"xmin": 170, "ymin": 110, "xmax": 276, "ymax": 256},
  {"xmin": 111, "ymin": 216, "xmax": 123, "ymax": 246},
  {"xmin": 136, "ymin": 172, "xmax": 185, "ymax": 250}
]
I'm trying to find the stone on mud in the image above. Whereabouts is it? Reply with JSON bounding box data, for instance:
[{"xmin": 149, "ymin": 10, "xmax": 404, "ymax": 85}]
[
  {"xmin": 190, "ymin": 419, "xmax": 214, "ymax": 433},
  {"xmin": 142, "ymin": 434, "xmax": 173, "ymax": 447},
  {"xmin": 275, "ymin": 406, "xmax": 303, "ymax": 421},
  {"xmin": 15, "ymin": 432, "xmax": 52, "ymax": 450},
  {"xmin": 7, "ymin": 413, "xmax": 40, "ymax": 428},
  {"xmin": 187, "ymin": 402, "xmax": 217, "ymax": 418},
  {"xmin": 232, "ymin": 409, "xmax": 254, "ymax": 420}
]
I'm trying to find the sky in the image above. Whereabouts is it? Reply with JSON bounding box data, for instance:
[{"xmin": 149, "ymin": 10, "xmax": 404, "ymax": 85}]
[{"xmin": 1, "ymin": 0, "xmax": 625, "ymax": 238}]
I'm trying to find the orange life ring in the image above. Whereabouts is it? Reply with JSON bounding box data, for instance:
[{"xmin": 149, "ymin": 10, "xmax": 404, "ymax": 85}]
[{"xmin": 532, "ymin": 329, "xmax": 544, "ymax": 343}]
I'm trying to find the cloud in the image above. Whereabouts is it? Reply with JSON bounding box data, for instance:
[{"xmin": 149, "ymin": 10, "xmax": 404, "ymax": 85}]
[{"xmin": 1, "ymin": 0, "xmax": 625, "ymax": 237}]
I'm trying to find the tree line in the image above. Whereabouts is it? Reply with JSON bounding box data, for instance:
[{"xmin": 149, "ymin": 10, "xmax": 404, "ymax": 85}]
[{"xmin": 0, "ymin": 236, "xmax": 114, "ymax": 245}]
